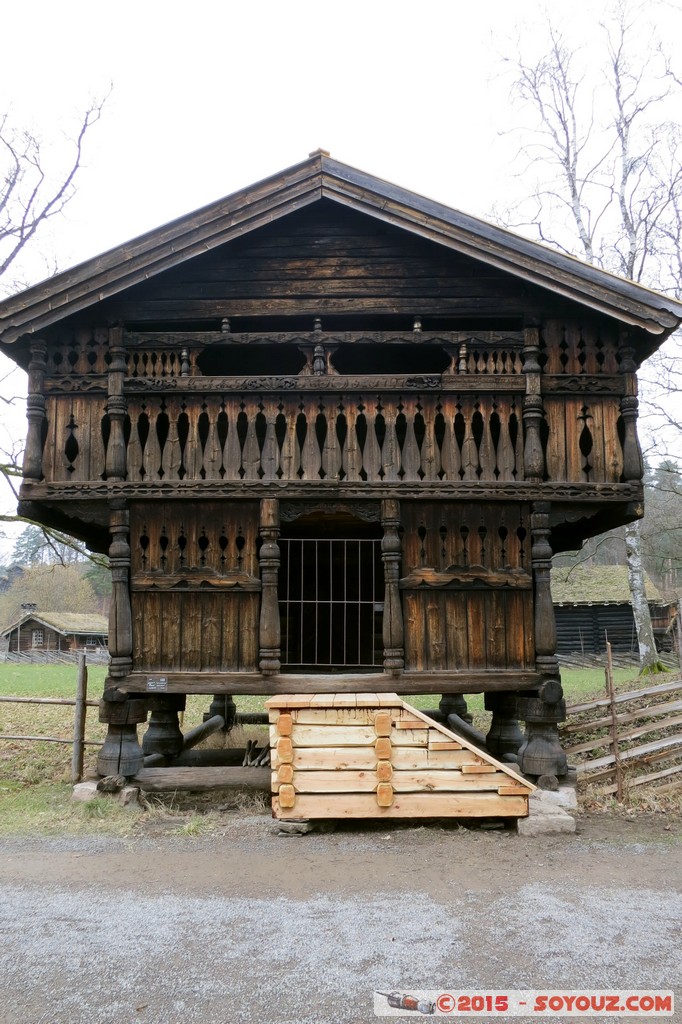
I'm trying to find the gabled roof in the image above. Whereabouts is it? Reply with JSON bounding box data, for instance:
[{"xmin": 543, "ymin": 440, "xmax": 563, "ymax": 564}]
[
  {"xmin": 1, "ymin": 150, "xmax": 681, "ymax": 346},
  {"xmin": 551, "ymin": 565, "xmax": 661, "ymax": 605},
  {"xmin": 0, "ymin": 611, "xmax": 108, "ymax": 638}
]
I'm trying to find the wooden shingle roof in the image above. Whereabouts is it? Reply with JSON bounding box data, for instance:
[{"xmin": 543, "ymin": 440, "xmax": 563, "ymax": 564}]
[
  {"xmin": 0, "ymin": 611, "xmax": 108, "ymax": 638},
  {"xmin": 0, "ymin": 151, "xmax": 681, "ymax": 353}
]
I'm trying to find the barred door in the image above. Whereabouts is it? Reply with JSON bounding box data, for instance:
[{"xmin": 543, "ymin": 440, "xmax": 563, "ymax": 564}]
[{"xmin": 279, "ymin": 533, "xmax": 383, "ymax": 671}]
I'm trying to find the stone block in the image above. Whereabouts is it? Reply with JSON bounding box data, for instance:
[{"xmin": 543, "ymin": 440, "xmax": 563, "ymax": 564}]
[
  {"xmin": 71, "ymin": 781, "xmax": 99, "ymax": 803},
  {"xmin": 118, "ymin": 786, "xmax": 141, "ymax": 808},
  {"xmin": 517, "ymin": 796, "xmax": 576, "ymax": 836}
]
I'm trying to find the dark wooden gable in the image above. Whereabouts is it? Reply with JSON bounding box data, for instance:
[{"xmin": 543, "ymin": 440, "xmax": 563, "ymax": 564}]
[{"xmin": 90, "ymin": 201, "xmax": 576, "ymax": 328}]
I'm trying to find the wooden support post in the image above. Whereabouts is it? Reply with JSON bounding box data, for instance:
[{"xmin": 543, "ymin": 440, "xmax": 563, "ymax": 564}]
[
  {"xmin": 71, "ymin": 651, "xmax": 88, "ymax": 783},
  {"xmin": 381, "ymin": 499, "xmax": 404, "ymax": 672},
  {"xmin": 24, "ymin": 339, "xmax": 47, "ymax": 480},
  {"xmin": 97, "ymin": 697, "xmax": 147, "ymax": 777},
  {"xmin": 517, "ymin": 502, "xmax": 567, "ymax": 777},
  {"xmin": 204, "ymin": 694, "xmax": 237, "ymax": 730},
  {"xmin": 259, "ymin": 498, "xmax": 281, "ymax": 674},
  {"xmin": 439, "ymin": 694, "xmax": 472, "ymax": 725},
  {"xmin": 105, "ymin": 326, "xmax": 128, "ymax": 481},
  {"xmin": 108, "ymin": 501, "xmax": 133, "ymax": 682},
  {"xmin": 522, "ymin": 325, "xmax": 545, "ymax": 482},
  {"xmin": 618, "ymin": 333, "xmax": 644, "ymax": 482},
  {"xmin": 605, "ymin": 639, "xmax": 624, "ymax": 801},
  {"xmin": 531, "ymin": 503, "xmax": 558, "ymax": 680},
  {"xmin": 484, "ymin": 692, "xmax": 524, "ymax": 757},
  {"xmin": 143, "ymin": 694, "xmax": 186, "ymax": 758}
]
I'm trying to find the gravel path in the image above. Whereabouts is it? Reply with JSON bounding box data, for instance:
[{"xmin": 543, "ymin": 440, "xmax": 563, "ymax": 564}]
[{"xmin": 1, "ymin": 813, "xmax": 680, "ymax": 1024}]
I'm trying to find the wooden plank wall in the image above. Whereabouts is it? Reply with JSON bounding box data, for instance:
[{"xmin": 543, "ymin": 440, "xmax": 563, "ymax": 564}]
[
  {"xmin": 129, "ymin": 501, "xmax": 260, "ymax": 673},
  {"xmin": 99, "ymin": 202, "xmax": 552, "ymax": 322},
  {"xmin": 400, "ymin": 501, "xmax": 534, "ymax": 672}
]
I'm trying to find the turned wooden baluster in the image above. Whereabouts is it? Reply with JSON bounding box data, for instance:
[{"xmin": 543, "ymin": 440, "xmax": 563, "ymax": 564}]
[
  {"xmin": 222, "ymin": 397, "xmax": 242, "ymax": 482},
  {"xmin": 381, "ymin": 498, "xmax": 405, "ymax": 673},
  {"xmin": 24, "ymin": 339, "xmax": 47, "ymax": 481},
  {"xmin": 259, "ymin": 498, "xmax": 281, "ymax": 674},
  {"xmin": 360, "ymin": 395, "xmax": 382, "ymax": 482},
  {"xmin": 522, "ymin": 325, "xmax": 545, "ymax": 482},
  {"xmin": 105, "ymin": 327, "xmax": 127, "ymax": 481}
]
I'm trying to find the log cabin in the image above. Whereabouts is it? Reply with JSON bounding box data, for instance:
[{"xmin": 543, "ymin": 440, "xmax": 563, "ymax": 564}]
[{"xmin": 1, "ymin": 151, "xmax": 681, "ymax": 784}]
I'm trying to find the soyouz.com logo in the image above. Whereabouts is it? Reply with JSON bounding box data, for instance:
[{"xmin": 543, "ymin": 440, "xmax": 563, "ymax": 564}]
[{"xmin": 373, "ymin": 990, "xmax": 674, "ymax": 1016}]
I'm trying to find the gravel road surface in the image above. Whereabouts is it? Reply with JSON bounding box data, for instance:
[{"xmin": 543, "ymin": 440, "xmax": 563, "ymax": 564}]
[{"xmin": 1, "ymin": 812, "xmax": 680, "ymax": 1024}]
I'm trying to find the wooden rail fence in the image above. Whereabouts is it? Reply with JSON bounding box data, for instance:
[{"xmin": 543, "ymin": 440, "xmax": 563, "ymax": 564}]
[
  {"xmin": 560, "ymin": 667, "xmax": 682, "ymax": 797},
  {"xmin": 0, "ymin": 652, "xmax": 98, "ymax": 783}
]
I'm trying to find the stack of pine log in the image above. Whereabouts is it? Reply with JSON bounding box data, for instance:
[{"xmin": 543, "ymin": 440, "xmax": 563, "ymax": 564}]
[{"xmin": 266, "ymin": 693, "xmax": 533, "ymax": 820}]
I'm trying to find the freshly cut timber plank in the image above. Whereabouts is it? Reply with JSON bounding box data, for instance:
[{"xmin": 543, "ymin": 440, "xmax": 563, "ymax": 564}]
[
  {"xmin": 265, "ymin": 694, "xmax": 314, "ymax": 710},
  {"xmin": 355, "ymin": 692, "xmax": 380, "ymax": 707},
  {"xmin": 292, "ymin": 708, "xmax": 377, "ymax": 725},
  {"xmin": 277, "ymin": 747, "xmax": 380, "ymax": 771},
  {"xmin": 290, "ymin": 725, "xmax": 428, "ymax": 747},
  {"xmin": 461, "ymin": 764, "xmax": 498, "ymax": 774},
  {"xmin": 276, "ymin": 737, "xmax": 293, "ymax": 762},
  {"xmin": 391, "ymin": 770, "xmax": 508, "ymax": 792},
  {"xmin": 290, "ymin": 725, "xmax": 377, "ymax": 747},
  {"xmin": 429, "ymin": 740, "xmax": 464, "ymax": 750},
  {"xmin": 394, "ymin": 718, "xmax": 430, "ymax": 730},
  {"xmin": 497, "ymin": 784, "xmax": 529, "ymax": 795},
  {"xmin": 276, "ymin": 764, "xmax": 294, "ymax": 784},
  {"xmin": 333, "ymin": 693, "xmax": 357, "ymax": 708},
  {"xmin": 292, "ymin": 770, "xmax": 379, "ymax": 793},
  {"xmin": 376, "ymin": 760, "xmax": 393, "ymax": 782},
  {"xmin": 309, "ymin": 693, "xmax": 332, "ymax": 708},
  {"xmin": 273, "ymin": 792, "xmax": 529, "ymax": 819},
  {"xmin": 392, "ymin": 747, "xmax": 479, "ymax": 770},
  {"xmin": 376, "ymin": 693, "xmax": 403, "ymax": 707}
]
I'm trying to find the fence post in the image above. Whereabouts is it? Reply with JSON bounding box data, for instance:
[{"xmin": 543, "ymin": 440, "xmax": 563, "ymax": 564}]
[
  {"xmin": 605, "ymin": 638, "xmax": 624, "ymax": 801},
  {"xmin": 71, "ymin": 652, "xmax": 88, "ymax": 783}
]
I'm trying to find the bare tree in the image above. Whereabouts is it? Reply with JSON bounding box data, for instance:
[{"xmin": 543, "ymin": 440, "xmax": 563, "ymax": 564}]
[
  {"xmin": 500, "ymin": 0, "xmax": 682, "ymax": 673},
  {"xmin": 0, "ymin": 93, "xmax": 107, "ymax": 557}
]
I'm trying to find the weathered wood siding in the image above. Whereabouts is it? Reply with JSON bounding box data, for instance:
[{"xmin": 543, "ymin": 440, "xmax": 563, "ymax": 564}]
[
  {"xmin": 94, "ymin": 202, "xmax": 572, "ymax": 322},
  {"xmin": 129, "ymin": 501, "xmax": 260, "ymax": 672},
  {"xmin": 400, "ymin": 502, "xmax": 534, "ymax": 672}
]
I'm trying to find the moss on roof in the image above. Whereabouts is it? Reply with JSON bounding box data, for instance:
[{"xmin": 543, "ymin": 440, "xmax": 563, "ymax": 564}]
[
  {"xmin": 551, "ymin": 564, "xmax": 661, "ymax": 605},
  {"xmin": 0, "ymin": 611, "xmax": 108, "ymax": 636}
]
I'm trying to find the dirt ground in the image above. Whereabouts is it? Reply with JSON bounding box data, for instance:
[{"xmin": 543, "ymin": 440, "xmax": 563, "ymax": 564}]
[{"xmin": 1, "ymin": 810, "xmax": 680, "ymax": 1024}]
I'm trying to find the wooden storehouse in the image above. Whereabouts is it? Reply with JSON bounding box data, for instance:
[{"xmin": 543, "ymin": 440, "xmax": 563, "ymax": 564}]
[
  {"xmin": 552, "ymin": 565, "xmax": 670, "ymax": 655},
  {"xmin": 1, "ymin": 611, "xmax": 108, "ymax": 655},
  {"xmin": 0, "ymin": 151, "xmax": 681, "ymax": 786}
]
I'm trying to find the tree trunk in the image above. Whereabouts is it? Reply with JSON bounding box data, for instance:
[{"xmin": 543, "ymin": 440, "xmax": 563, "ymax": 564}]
[{"xmin": 625, "ymin": 521, "xmax": 664, "ymax": 674}]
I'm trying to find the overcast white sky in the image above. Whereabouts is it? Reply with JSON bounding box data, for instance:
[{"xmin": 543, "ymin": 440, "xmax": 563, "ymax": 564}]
[{"xmin": 0, "ymin": 0, "xmax": 680, "ymax": 557}]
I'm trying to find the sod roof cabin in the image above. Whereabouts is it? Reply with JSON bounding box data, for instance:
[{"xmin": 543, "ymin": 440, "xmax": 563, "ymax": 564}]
[
  {"xmin": 1, "ymin": 611, "xmax": 108, "ymax": 654},
  {"xmin": 1, "ymin": 151, "xmax": 681, "ymax": 784},
  {"xmin": 551, "ymin": 564, "xmax": 671, "ymax": 656}
]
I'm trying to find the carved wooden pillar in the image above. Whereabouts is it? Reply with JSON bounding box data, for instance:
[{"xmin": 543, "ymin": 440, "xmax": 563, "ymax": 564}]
[
  {"xmin": 259, "ymin": 498, "xmax": 281, "ymax": 674},
  {"xmin": 485, "ymin": 692, "xmax": 524, "ymax": 756},
  {"xmin": 98, "ymin": 697, "xmax": 147, "ymax": 776},
  {"xmin": 106, "ymin": 326, "xmax": 128, "ymax": 481},
  {"xmin": 204, "ymin": 694, "xmax": 238, "ymax": 731},
  {"xmin": 531, "ymin": 503, "xmax": 558, "ymax": 680},
  {"xmin": 618, "ymin": 332, "xmax": 644, "ymax": 482},
  {"xmin": 517, "ymin": 502, "xmax": 567, "ymax": 777},
  {"xmin": 108, "ymin": 501, "xmax": 133, "ymax": 682},
  {"xmin": 522, "ymin": 325, "xmax": 545, "ymax": 481},
  {"xmin": 24, "ymin": 339, "xmax": 47, "ymax": 480},
  {"xmin": 381, "ymin": 499, "xmax": 404, "ymax": 673},
  {"xmin": 143, "ymin": 694, "xmax": 186, "ymax": 758}
]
